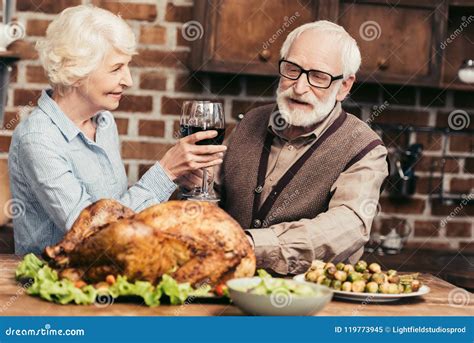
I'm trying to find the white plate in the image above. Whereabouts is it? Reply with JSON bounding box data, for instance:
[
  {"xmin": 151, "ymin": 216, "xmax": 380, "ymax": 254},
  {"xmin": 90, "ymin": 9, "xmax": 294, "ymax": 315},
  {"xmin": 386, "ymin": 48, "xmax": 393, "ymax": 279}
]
[{"xmin": 293, "ymin": 274, "xmax": 430, "ymax": 303}]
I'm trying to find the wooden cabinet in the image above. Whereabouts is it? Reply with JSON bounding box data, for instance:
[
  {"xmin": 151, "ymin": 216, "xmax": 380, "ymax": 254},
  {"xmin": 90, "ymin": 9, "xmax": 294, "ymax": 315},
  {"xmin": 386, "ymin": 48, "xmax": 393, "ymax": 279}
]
[
  {"xmin": 440, "ymin": 2, "xmax": 474, "ymax": 90},
  {"xmin": 189, "ymin": 0, "xmax": 473, "ymax": 89},
  {"xmin": 324, "ymin": 0, "xmax": 446, "ymax": 86},
  {"xmin": 189, "ymin": 0, "xmax": 318, "ymax": 75}
]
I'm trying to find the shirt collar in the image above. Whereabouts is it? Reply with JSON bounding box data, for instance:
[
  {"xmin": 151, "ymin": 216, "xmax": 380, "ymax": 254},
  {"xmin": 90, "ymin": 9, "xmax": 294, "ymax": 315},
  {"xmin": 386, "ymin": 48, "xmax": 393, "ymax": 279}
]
[
  {"xmin": 37, "ymin": 89, "xmax": 81, "ymax": 142},
  {"xmin": 37, "ymin": 89, "xmax": 106, "ymax": 143},
  {"xmin": 268, "ymin": 101, "xmax": 342, "ymax": 145}
]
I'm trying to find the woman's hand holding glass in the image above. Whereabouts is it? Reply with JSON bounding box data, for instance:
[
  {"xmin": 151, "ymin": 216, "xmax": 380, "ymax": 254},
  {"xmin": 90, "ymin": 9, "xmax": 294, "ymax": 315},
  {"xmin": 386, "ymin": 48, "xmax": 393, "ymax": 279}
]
[{"xmin": 159, "ymin": 130, "xmax": 226, "ymax": 183}]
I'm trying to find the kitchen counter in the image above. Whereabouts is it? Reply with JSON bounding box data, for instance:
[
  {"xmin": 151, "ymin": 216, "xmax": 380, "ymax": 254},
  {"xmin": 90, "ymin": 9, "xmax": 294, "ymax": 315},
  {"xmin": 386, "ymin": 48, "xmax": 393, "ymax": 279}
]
[{"xmin": 0, "ymin": 254, "xmax": 472, "ymax": 316}]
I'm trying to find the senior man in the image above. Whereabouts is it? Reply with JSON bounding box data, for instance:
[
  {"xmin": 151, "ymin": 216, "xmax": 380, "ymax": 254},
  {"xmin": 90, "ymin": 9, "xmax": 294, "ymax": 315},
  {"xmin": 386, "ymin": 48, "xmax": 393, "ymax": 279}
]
[{"xmin": 218, "ymin": 20, "xmax": 388, "ymax": 275}]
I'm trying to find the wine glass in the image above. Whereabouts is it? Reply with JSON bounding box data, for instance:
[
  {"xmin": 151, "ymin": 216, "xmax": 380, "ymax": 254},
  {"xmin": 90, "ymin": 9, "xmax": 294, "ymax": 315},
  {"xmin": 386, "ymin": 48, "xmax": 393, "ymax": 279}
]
[
  {"xmin": 187, "ymin": 102, "xmax": 225, "ymax": 202},
  {"xmin": 179, "ymin": 100, "xmax": 193, "ymax": 138},
  {"xmin": 177, "ymin": 101, "xmax": 209, "ymax": 199}
]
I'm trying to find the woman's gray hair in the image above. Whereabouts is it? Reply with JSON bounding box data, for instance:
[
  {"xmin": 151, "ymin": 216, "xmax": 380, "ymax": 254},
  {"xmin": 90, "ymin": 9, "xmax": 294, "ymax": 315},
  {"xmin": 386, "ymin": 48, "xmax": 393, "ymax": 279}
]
[
  {"xmin": 36, "ymin": 5, "xmax": 137, "ymax": 95},
  {"xmin": 280, "ymin": 20, "xmax": 361, "ymax": 78}
]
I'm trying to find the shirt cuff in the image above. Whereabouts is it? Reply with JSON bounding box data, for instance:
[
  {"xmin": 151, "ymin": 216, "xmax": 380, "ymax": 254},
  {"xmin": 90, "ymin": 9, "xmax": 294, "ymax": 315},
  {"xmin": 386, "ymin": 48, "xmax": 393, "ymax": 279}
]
[
  {"xmin": 139, "ymin": 162, "xmax": 177, "ymax": 202},
  {"xmin": 245, "ymin": 228, "xmax": 288, "ymax": 275}
]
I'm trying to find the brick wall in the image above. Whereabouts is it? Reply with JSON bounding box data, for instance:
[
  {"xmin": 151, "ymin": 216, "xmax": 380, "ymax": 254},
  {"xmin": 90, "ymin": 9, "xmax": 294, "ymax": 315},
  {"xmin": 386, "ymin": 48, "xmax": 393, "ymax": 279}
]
[
  {"xmin": 347, "ymin": 84, "xmax": 473, "ymax": 253},
  {"xmin": 1, "ymin": 0, "xmax": 472, "ymax": 252}
]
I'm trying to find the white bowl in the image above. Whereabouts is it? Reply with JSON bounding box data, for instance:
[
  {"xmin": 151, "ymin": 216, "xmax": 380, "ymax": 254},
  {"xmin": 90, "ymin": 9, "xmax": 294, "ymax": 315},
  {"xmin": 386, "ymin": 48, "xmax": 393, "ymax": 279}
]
[{"xmin": 227, "ymin": 277, "xmax": 333, "ymax": 316}]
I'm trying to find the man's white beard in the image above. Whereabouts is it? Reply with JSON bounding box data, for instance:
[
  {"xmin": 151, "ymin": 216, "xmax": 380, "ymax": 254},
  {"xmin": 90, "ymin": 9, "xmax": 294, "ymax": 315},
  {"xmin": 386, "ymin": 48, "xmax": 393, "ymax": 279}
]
[{"xmin": 276, "ymin": 84, "xmax": 340, "ymax": 128}]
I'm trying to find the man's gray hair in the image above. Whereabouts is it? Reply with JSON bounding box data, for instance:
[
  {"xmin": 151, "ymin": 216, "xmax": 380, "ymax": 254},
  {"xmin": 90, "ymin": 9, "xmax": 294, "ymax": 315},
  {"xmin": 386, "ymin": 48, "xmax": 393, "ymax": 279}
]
[{"xmin": 280, "ymin": 20, "xmax": 362, "ymax": 78}]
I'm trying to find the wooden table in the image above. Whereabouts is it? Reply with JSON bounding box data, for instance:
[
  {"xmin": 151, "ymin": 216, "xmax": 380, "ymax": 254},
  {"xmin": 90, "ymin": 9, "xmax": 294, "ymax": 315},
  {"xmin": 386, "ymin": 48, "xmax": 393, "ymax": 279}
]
[{"xmin": 0, "ymin": 254, "xmax": 472, "ymax": 316}]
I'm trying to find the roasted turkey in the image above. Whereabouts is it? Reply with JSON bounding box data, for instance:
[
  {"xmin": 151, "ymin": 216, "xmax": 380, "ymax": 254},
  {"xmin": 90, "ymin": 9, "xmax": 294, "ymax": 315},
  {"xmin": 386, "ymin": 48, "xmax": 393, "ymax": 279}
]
[{"xmin": 43, "ymin": 200, "xmax": 256, "ymax": 288}]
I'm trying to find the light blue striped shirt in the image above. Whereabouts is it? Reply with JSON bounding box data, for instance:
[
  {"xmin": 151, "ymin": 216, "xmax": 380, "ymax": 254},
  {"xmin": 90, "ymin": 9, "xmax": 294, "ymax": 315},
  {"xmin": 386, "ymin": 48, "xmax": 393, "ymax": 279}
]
[{"xmin": 8, "ymin": 89, "xmax": 177, "ymax": 255}]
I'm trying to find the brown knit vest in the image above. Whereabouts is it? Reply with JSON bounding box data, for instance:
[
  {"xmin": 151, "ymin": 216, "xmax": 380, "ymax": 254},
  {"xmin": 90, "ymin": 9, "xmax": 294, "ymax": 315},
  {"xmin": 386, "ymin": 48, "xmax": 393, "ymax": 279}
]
[{"xmin": 221, "ymin": 103, "xmax": 384, "ymax": 229}]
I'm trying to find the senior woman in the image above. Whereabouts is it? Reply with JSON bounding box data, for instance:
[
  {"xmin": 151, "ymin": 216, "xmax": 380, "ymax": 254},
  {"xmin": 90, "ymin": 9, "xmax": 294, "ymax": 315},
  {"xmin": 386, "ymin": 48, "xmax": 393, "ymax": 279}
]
[{"xmin": 8, "ymin": 5, "xmax": 226, "ymax": 255}]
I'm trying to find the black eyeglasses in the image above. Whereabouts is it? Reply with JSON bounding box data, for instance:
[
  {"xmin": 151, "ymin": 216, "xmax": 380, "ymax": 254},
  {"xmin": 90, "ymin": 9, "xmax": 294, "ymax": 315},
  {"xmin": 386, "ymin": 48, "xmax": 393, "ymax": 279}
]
[{"xmin": 279, "ymin": 59, "xmax": 343, "ymax": 89}]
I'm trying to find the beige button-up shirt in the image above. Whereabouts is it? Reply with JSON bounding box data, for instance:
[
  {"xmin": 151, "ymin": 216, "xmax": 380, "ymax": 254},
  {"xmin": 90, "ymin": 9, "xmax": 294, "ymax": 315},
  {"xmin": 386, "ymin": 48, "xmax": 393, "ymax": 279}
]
[{"xmin": 217, "ymin": 103, "xmax": 388, "ymax": 275}]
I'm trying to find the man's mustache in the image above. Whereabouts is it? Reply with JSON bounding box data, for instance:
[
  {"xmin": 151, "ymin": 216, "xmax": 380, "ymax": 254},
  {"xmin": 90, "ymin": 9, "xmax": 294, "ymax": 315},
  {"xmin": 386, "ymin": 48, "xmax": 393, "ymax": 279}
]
[{"xmin": 277, "ymin": 87, "xmax": 319, "ymax": 108}]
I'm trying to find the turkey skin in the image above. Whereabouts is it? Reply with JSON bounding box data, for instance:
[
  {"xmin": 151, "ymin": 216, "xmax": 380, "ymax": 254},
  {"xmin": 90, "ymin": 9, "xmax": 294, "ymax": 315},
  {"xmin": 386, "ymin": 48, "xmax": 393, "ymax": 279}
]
[{"xmin": 43, "ymin": 200, "xmax": 256, "ymax": 288}]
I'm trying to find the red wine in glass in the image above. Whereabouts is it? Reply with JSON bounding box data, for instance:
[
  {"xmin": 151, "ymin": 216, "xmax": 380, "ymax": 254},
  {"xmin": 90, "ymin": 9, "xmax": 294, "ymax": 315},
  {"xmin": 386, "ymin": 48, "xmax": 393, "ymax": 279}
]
[{"xmin": 180, "ymin": 125, "xmax": 225, "ymax": 145}]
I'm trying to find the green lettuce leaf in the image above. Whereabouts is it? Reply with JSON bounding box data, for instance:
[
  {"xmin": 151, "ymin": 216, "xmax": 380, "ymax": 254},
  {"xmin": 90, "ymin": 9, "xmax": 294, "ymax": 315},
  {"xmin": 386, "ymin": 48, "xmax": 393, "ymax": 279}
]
[
  {"xmin": 159, "ymin": 274, "xmax": 194, "ymax": 305},
  {"xmin": 15, "ymin": 255, "xmax": 211, "ymax": 307},
  {"xmin": 15, "ymin": 253, "xmax": 44, "ymax": 279},
  {"xmin": 108, "ymin": 276, "xmax": 162, "ymax": 307},
  {"xmin": 257, "ymin": 269, "xmax": 271, "ymax": 279},
  {"xmin": 189, "ymin": 284, "xmax": 212, "ymax": 297}
]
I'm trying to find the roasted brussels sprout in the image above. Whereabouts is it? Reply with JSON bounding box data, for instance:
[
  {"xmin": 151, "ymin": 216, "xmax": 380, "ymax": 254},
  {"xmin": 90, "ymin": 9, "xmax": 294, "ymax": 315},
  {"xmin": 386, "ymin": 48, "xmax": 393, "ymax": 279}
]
[
  {"xmin": 347, "ymin": 272, "xmax": 363, "ymax": 282},
  {"xmin": 342, "ymin": 281, "xmax": 352, "ymax": 292},
  {"xmin": 362, "ymin": 271, "xmax": 372, "ymax": 281},
  {"xmin": 387, "ymin": 269, "xmax": 397, "ymax": 277},
  {"xmin": 370, "ymin": 272, "xmax": 386, "ymax": 284},
  {"xmin": 388, "ymin": 274, "xmax": 400, "ymax": 284},
  {"xmin": 322, "ymin": 278, "xmax": 332, "ymax": 288},
  {"xmin": 379, "ymin": 283, "xmax": 390, "ymax": 294},
  {"xmin": 305, "ymin": 259, "xmax": 422, "ymax": 295},
  {"xmin": 388, "ymin": 283, "xmax": 400, "ymax": 294},
  {"xmin": 310, "ymin": 260, "xmax": 326, "ymax": 270},
  {"xmin": 355, "ymin": 260, "xmax": 368, "ymax": 272},
  {"xmin": 411, "ymin": 280, "xmax": 421, "ymax": 292},
  {"xmin": 316, "ymin": 269, "xmax": 325, "ymax": 278},
  {"xmin": 368, "ymin": 263, "xmax": 382, "ymax": 273},
  {"xmin": 305, "ymin": 270, "xmax": 320, "ymax": 282},
  {"xmin": 365, "ymin": 281, "xmax": 379, "ymax": 293},
  {"xmin": 351, "ymin": 280, "xmax": 366, "ymax": 293},
  {"xmin": 334, "ymin": 270, "xmax": 348, "ymax": 282},
  {"xmin": 325, "ymin": 266, "xmax": 337, "ymax": 278},
  {"xmin": 399, "ymin": 273, "xmax": 419, "ymax": 284},
  {"xmin": 331, "ymin": 280, "xmax": 342, "ymax": 290},
  {"xmin": 316, "ymin": 275, "xmax": 327, "ymax": 284},
  {"xmin": 343, "ymin": 264, "xmax": 355, "ymax": 273},
  {"xmin": 325, "ymin": 262, "xmax": 336, "ymax": 270}
]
